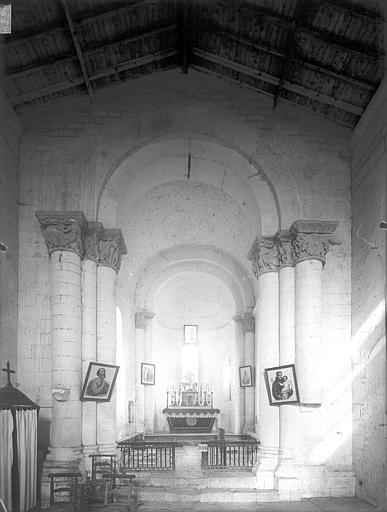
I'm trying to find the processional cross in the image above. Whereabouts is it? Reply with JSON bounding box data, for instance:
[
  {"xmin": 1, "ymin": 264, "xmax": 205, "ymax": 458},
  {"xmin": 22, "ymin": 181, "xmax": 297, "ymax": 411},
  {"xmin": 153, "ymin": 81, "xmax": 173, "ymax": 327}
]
[{"xmin": 2, "ymin": 360, "xmax": 15, "ymax": 384}]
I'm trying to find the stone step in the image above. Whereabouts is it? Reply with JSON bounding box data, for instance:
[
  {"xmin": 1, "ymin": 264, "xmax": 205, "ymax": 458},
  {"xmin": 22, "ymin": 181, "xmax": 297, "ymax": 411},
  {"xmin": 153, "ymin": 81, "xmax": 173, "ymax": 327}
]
[
  {"xmin": 132, "ymin": 470, "xmax": 257, "ymax": 489},
  {"xmin": 135, "ymin": 485, "xmax": 279, "ymax": 503}
]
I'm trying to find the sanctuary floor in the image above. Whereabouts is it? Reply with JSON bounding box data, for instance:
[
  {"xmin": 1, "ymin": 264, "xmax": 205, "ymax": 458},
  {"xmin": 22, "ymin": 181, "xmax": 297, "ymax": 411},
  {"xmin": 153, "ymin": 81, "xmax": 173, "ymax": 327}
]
[{"xmin": 45, "ymin": 497, "xmax": 377, "ymax": 512}]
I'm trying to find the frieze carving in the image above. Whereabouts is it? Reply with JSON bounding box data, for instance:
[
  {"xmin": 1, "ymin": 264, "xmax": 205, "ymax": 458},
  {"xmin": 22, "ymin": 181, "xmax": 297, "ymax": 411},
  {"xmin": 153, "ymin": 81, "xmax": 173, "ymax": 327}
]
[
  {"xmin": 243, "ymin": 312, "xmax": 255, "ymax": 334},
  {"xmin": 35, "ymin": 211, "xmax": 86, "ymax": 257},
  {"xmin": 275, "ymin": 231, "xmax": 294, "ymax": 268},
  {"xmin": 84, "ymin": 222, "xmax": 104, "ymax": 262},
  {"xmin": 248, "ymin": 236, "xmax": 279, "ymax": 278},
  {"xmin": 290, "ymin": 220, "xmax": 339, "ymax": 265},
  {"xmin": 98, "ymin": 228, "xmax": 127, "ymax": 273}
]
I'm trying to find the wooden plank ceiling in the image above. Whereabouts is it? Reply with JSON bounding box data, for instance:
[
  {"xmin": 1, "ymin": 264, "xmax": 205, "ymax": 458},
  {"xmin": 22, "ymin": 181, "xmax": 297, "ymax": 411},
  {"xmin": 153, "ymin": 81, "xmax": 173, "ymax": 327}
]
[{"xmin": 1, "ymin": 0, "xmax": 384, "ymax": 128}]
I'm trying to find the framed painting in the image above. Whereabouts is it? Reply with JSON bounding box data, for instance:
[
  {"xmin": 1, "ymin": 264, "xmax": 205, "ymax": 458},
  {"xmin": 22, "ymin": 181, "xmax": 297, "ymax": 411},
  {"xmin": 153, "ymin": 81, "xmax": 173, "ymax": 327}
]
[
  {"xmin": 141, "ymin": 363, "xmax": 155, "ymax": 385},
  {"xmin": 184, "ymin": 324, "xmax": 198, "ymax": 344},
  {"xmin": 81, "ymin": 362, "xmax": 119, "ymax": 402},
  {"xmin": 239, "ymin": 365, "xmax": 253, "ymax": 387},
  {"xmin": 264, "ymin": 364, "xmax": 300, "ymax": 405}
]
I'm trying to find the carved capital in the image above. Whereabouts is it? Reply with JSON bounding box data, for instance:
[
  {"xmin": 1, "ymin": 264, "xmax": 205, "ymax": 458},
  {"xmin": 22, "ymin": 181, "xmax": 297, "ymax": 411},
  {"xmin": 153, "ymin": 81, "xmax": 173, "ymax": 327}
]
[
  {"xmin": 98, "ymin": 229, "xmax": 127, "ymax": 272},
  {"xmin": 290, "ymin": 220, "xmax": 338, "ymax": 265},
  {"xmin": 36, "ymin": 211, "xmax": 86, "ymax": 257},
  {"xmin": 84, "ymin": 222, "xmax": 104, "ymax": 262},
  {"xmin": 135, "ymin": 312, "xmax": 154, "ymax": 329},
  {"xmin": 275, "ymin": 230, "xmax": 294, "ymax": 268},
  {"xmin": 248, "ymin": 236, "xmax": 279, "ymax": 278},
  {"xmin": 243, "ymin": 312, "xmax": 255, "ymax": 334}
]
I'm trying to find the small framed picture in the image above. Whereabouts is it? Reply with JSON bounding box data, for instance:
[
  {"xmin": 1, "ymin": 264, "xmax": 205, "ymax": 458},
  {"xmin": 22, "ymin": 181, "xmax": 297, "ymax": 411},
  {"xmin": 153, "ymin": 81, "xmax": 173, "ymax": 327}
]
[
  {"xmin": 239, "ymin": 365, "xmax": 253, "ymax": 387},
  {"xmin": 264, "ymin": 364, "xmax": 300, "ymax": 405},
  {"xmin": 141, "ymin": 363, "xmax": 155, "ymax": 385},
  {"xmin": 184, "ymin": 324, "xmax": 198, "ymax": 344},
  {"xmin": 81, "ymin": 362, "xmax": 119, "ymax": 402}
]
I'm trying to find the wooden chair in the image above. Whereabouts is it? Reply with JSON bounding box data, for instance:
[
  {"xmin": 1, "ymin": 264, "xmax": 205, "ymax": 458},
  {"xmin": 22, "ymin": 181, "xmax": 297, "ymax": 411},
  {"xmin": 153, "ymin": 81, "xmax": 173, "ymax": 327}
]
[
  {"xmin": 79, "ymin": 454, "xmax": 118, "ymax": 510},
  {"xmin": 102, "ymin": 472, "xmax": 136, "ymax": 511},
  {"xmin": 48, "ymin": 472, "xmax": 82, "ymax": 511}
]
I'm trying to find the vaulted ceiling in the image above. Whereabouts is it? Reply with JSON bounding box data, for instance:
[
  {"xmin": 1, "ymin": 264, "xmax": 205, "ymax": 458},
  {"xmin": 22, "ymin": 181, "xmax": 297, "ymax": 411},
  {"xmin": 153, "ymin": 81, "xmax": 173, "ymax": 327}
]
[{"xmin": 1, "ymin": 0, "xmax": 384, "ymax": 128}]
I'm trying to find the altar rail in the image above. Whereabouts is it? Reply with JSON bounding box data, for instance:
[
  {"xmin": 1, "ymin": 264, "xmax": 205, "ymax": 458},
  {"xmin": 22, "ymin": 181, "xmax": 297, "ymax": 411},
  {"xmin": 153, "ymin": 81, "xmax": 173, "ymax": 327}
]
[
  {"xmin": 117, "ymin": 441, "xmax": 176, "ymax": 471},
  {"xmin": 201, "ymin": 440, "xmax": 259, "ymax": 470}
]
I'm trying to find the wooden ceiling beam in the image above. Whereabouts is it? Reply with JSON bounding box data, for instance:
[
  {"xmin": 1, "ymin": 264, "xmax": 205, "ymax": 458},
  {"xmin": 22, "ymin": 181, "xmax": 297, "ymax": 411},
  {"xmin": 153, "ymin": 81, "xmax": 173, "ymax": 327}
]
[
  {"xmin": 6, "ymin": 23, "xmax": 178, "ymax": 79},
  {"xmin": 192, "ymin": 48, "xmax": 364, "ymax": 116},
  {"xmin": 197, "ymin": 22, "xmax": 377, "ymax": 90},
  {"xmin": 10, "ymin": 50, "xmax": 178, "ymax": 106},
  {"xmin": 273, "ymin": 0, "xmax": 307, "ymax": 109},
  {"xmin": 181, "ymin": 0, "xmax": 190, "ymax": 74},
  {"xmin": 215, "ymin": 0, "xmax": 382, "ymax": 60},
  {"xmin": 320, "ymin": 0, "xmax": 382, "ymax": 22},
  {"xmin": 60, "ymin": 0, "xmax": 93, "ymax": 103}
]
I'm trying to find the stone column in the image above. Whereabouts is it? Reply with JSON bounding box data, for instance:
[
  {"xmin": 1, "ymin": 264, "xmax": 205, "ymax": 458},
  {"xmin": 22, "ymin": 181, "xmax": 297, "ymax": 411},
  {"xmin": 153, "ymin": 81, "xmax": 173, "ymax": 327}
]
[
  {"xmin": 96, "ymin": 229, "xmax": 127, "ymax": 453},
  {"xmin": 36, "ymin": 211, "xmax": 86, "ymax": 464},
  {"xmin": 233, "ymin": 315, "xmax": 244, "ymax": 434},
  {"xmin": 248, "ymin": 237, "xmax": 279, "ymax": 488},
  {"xmin": 135, "ymin": 312, "xmax": 146, "ymax": 433},
  {"xmin": 243, "ymin": 312, "xmax": 255, "ymax": 432},
  {"xmin": 291, "ymin": 220, "xmax": 338, "ymax": 405},
  {"xmin": 81, "ymin": 223, "xmax": 104, "ymax": 461},
  {"xmin": 144, "ymin": 312, "xmax": 155, "ymax": 434},
  {"xmin": 274, "ymin": 231, "xmax": 300, "ymax": 497}
]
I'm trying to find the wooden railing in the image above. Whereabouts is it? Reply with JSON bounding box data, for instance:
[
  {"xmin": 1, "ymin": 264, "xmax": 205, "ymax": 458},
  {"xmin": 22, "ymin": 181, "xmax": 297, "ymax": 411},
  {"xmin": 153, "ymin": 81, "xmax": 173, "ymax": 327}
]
[
  {"xmin": 201, "ymin": 440, "xmax": 259, "ymax": 470},
  {"xmin": 117, "ymin": 441, "xmax": 176, "ymax": 471}
]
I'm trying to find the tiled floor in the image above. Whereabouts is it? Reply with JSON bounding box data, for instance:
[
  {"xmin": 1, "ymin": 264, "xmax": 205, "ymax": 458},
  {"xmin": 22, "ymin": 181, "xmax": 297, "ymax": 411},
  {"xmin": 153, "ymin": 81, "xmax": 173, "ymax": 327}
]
[{"xmin": 46, "ymin": 497, "xmax": 377, "ymax": 512}]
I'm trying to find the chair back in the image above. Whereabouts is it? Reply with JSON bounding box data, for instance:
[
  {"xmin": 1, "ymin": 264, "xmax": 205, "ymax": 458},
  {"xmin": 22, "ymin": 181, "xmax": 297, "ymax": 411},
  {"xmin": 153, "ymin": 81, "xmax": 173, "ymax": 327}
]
[{"xmin": 90, "ymin": 454, "xmax": 116, "ymax": 481}]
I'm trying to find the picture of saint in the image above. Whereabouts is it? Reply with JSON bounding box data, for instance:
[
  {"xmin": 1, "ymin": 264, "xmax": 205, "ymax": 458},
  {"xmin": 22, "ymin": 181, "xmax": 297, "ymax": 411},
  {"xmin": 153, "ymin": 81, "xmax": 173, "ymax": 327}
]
[
  {"xmin": 141, "ymin": 363, "xmax": 155, "ymax": 385},
  {"xmin": 271, "ymin": 371, "xmax": 294, "ymax": 401},
  {"xmin": 86, "ymin": 367, "xmax": 110, "ymax": 396},
  {"xmin": 239, "ymin": 366, "xmax": 252, "ymax": 387}
]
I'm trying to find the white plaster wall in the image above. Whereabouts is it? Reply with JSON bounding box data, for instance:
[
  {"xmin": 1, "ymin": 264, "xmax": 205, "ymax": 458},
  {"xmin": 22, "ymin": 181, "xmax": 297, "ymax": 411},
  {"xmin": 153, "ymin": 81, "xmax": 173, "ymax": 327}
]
[
  {"xmin": 16, "ymin": 70, "xmax": 353, "ymax": 484},
  {"xmin": 350, "ymin": 78, "xmax": 387, "ymax": 510},
  {"xmin": 0, "ymin": 87, "xmax": 21, "ymax": 386}
]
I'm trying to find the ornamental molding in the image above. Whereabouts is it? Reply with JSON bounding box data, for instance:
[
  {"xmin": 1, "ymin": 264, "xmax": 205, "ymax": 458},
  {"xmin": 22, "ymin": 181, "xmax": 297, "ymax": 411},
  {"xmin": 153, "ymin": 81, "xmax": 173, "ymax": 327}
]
[
  {"xmin": 243, "ymin": 312, "xmax": 255, "ymax": 334},
  {"xmin": 275, "ymin": 230, "xmax": 294, "ymax": 268},
  {"xmin": 98, "ymin": 228, "xmax": 127, "ymax": 272},
  {"xmin": 35, "ymin": 211, "xmax": 86, "ymax": 257},
  {"xmin": 290, "ymin": 220, "xmax": 339, "ymax": 265},
  {"xmin": 248, "ymin": 236, "xmax": 279, "ymax": 278}
]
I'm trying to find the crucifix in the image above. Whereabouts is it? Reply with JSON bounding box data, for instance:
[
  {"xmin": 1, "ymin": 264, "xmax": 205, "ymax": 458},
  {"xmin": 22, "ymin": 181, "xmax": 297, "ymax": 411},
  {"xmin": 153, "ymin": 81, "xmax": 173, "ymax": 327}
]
[{"xmin": 2, "ymin": 360, "xmax": 15, "ymax": 385}]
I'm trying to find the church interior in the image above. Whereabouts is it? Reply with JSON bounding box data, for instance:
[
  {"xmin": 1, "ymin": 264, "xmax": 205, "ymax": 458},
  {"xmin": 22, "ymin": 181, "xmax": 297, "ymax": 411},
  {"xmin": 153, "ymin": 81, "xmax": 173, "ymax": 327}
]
[{"xmin": 0, "ymin": 0, "xmax": 386, "ymax": 511}]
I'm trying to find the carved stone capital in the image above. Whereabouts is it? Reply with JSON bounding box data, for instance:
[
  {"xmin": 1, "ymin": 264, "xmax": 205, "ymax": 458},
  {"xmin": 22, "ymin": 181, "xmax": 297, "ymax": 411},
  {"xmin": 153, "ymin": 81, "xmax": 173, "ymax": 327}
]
[
  {"xmin": 275, "ymin": 230, "xmax": 294, "ymax": 268},
  {"xmin": 36, "ymin": 211, "xmax": 86, "ymax": 257},
  {"xmin": 135, "ymin": 312, "xmax": 154, "ymax": 329},
  {"xmin": 84, "ymin": 222, "xmax": 105, "ymax": 262},
  {"xmin": 98, "ymin": 229, "xmax": 127, "ymax": 272},
  {"xmin": 243, "ymin": 312, "xmax": 255, "ymax": 334},
  {"xmin": 290, "ymin": 220, "xmax": 338, "ymax": 265},
  {"xmin": 248, "ymin": 236, "xmax": 279, "ymax": 278}
]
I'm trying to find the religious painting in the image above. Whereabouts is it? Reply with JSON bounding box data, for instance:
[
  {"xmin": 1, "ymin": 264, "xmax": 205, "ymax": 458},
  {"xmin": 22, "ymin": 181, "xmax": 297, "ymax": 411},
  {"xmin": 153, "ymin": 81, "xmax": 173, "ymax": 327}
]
[
  {"xmin": 264, "ymin": 364, "xmax": 300, "ymax": 405},
  {"xmin": 239, "ymin": 365, "xmax": 253, "ymax": 387},
  {"xmin": 80, "ymin": 362, "xmax": 119, "ymax": 402},
  {"xmin": 141, "ymin": 363, "xmax": 155, "ymax": 385},
  {"xmin": 184, "ymin": 324, "xmax": 198, "ymax": 344}
]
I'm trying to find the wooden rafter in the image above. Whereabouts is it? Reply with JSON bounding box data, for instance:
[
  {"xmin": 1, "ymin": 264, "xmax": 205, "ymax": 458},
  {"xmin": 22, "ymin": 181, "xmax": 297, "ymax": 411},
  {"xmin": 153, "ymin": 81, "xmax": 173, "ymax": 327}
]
[
  {"xmin": 6, "ymin": 23, "xmax": 178, "ymax": 80},
  {"xmin": 60, "ymin": 0, "xmax": 93, "ymax": 102},
  {"xmin": 10, "ymin": 49, "xmax": 178, "ymax": 106},
  {"xmin": 273, "ymin": 0, "xmax": 307, "ymax": 109},
  {"xmin": 215, "ymin": 0, "xmax": 383, "ymax": 60},
  {"xmin": 192, "ymin": 48, "xmax": 364, "ymax": 116},
  {"xmin": 181, "ymin": 0, "xmax": 190, "ymax": 74},
  {"xmin": 196, "ymin": 22, "xmax": 377, "ymax": 90}
]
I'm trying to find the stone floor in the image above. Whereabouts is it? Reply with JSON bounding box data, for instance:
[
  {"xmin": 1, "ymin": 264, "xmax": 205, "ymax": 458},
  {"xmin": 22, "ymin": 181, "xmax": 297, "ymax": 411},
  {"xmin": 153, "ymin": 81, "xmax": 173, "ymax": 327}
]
[{"xmin": 45, "ymin": 498, "xmax": 377, "ymax": 512}]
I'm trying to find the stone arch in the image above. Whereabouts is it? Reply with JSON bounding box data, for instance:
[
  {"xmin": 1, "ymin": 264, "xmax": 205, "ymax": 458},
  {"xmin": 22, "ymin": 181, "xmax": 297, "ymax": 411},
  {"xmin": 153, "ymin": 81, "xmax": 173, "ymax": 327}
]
[
  {"xmin": 96, "ymin": 133, "xmax": 302, "ymax": 234},
  {"xmin": 132, "ymin": 244, "xmax": 255, "ymax": 317}
]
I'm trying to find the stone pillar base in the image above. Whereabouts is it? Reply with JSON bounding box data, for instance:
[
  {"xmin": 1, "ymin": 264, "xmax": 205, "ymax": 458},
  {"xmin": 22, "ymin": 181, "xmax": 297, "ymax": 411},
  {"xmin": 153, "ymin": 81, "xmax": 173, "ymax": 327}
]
[
  {"xmin": 243, "ymin": 424, "xmax": 255, "ymax": 435},
  {"xmin": 98, "ymin": 443, "xmax": 117, "ymax": 455},
  {"xmin": 253, "ymin": 447, "xmax": 279, "ymax": 489},
  {"xmin": 275, "ymin": 459, "xmax": 301, "ymax": 500}
]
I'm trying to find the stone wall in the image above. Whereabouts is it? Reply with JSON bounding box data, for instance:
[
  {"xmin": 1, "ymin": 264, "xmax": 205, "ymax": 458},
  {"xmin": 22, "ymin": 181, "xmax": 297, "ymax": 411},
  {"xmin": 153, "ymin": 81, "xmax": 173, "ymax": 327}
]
[
  {"xmin": 16, "ymin": 70, "xmax": 353, "ymax": 491},
  {"xmin": 0, "ymin": 87, "xmax": 21, "ymax": 385},
  {"xmin": 351, "ymin": 78, "xmax": 387, "ymax": 509}
]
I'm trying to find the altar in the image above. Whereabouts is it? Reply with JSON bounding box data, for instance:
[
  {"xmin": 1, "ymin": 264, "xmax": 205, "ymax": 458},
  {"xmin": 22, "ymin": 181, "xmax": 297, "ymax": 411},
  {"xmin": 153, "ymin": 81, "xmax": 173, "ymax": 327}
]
[{"xmin": 162, "ymin": 384, "xmax": 220, "ymax": 434}]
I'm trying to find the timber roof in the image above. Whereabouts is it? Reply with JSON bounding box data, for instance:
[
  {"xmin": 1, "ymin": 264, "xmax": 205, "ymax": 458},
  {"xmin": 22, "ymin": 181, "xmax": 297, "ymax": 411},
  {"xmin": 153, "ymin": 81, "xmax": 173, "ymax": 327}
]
[{"xmin": 1, "ymin": 0, "xmax": 385, "ymax": 128}]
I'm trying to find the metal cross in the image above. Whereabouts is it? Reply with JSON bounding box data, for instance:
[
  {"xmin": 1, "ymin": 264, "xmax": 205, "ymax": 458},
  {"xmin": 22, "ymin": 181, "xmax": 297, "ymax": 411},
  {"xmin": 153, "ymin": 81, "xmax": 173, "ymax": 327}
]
[{"xmin": 2, "ymin": 361, "xmax": 15, "ymax": 384}]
